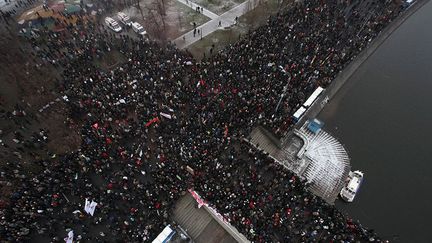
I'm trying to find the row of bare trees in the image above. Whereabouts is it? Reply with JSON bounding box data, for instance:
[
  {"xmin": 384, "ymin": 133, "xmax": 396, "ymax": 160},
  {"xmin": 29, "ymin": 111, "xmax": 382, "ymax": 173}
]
[{"xmin": 132, "ymin": 0, "xmax": 168, "ymax": 41}]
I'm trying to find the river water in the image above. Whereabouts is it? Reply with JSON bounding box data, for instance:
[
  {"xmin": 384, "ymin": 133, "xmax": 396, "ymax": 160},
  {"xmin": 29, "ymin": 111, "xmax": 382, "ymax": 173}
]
[{"xmin": 318, "ymin": 1, "xmax": 432, "ymax": 242}]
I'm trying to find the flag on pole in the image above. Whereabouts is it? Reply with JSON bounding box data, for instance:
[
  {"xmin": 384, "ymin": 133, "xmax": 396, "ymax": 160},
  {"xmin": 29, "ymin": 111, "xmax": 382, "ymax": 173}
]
[
  {"xmin": 224, "ymin": 124, "xmax": 229, "ymax": 138},
  {"xmin": 186, "ymin": 166, "xmax": 194, "ymax": 175}
]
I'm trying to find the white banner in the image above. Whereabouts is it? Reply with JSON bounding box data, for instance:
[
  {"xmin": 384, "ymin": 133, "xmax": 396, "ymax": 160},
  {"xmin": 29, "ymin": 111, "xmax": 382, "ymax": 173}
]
[
  {"xmin": 89, "ymin": 201, "xmax": 97, "ymax": 216},
  {"xmin": 84, "ymin": 199, "xmax": 91, "ymax": 214},
  {"xmin": 84, "ymin": 199, "xmax": 98, "ymax": 216},
  {"xmin": 65, "ymin": 230, "xmax": 73, "ymax": 243},
  {"xmin": 160, "ymin": 112, "xmax": 172, "ymax": 119}
]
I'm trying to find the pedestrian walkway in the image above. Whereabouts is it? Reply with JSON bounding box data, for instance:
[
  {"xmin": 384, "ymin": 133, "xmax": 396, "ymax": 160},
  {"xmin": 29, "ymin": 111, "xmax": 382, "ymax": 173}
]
[
  {"xmin": 1, "ymin": 0, "xmax": 26, "ymax": 12},
  {"xmin": 176, "ymin": 0, "xmax": 219, "ymax": 20},
  {"xmin": 173, "ymin": 0, "xmax": 263, "ymax": 49},
  {"xmin": 0, "ymin": 0, "xmax": 14, "ymax": 11}
]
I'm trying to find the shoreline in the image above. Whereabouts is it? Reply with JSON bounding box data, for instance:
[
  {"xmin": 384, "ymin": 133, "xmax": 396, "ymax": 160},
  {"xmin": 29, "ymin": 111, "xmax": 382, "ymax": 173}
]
[{"xmin": 299, "ymin": 0, "xmax": 431, "ymax": 125}]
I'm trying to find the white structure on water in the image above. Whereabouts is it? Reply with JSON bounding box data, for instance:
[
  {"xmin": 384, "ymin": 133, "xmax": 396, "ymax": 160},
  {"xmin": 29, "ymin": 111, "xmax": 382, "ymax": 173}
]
[
  {"xmin": 248, "ymin": 118, "xmax": 351, "ymax": 204},
  {"xmin": 293, "ymin": 120, "xmax": 351, "ymax": 203}
]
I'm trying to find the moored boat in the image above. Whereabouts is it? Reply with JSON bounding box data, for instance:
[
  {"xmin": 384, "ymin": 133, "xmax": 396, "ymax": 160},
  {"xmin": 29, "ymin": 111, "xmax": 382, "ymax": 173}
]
[{"xmin": 340, "ymin": 170, "xmax": 364, "ymax": 202}]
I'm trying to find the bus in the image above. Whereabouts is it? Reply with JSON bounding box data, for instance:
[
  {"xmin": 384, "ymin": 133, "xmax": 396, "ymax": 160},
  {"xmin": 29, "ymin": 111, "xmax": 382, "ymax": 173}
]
[{"xmin": 303, "ymin": 86, "xmax": 324, "ymax": 108}]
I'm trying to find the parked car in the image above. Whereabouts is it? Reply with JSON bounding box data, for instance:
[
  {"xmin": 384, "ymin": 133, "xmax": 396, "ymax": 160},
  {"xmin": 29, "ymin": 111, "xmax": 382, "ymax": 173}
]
[
  {"xmin": 105, "ymin": 17, "xmax": 122, "ymax": 32},
  {"xmin": 117, "ymin": 12, "xmax": 132, "ymax": 26},
  {"xmin": 131, "ymin": 22, "xmax": 147, "ymax": 36}
]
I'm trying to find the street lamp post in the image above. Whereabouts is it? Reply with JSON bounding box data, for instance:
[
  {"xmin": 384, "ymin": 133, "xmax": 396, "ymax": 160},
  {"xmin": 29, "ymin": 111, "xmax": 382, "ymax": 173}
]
[{"xmin": 274, "ymin": 65, "xmax": 290, "ymax": 116}]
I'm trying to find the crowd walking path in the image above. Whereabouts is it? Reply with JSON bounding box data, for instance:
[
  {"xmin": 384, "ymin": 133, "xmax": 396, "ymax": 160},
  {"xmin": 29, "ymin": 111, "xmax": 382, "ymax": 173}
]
[{"xmin": 173, "ymin": 0, "xmax": 264, "ymax": 49}]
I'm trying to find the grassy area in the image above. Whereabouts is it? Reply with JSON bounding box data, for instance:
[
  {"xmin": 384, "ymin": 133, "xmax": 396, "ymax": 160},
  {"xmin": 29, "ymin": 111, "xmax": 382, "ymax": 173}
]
[
  {"xmin": 193, "ymin": 0, "xmax": 245, "ymax": 15},
  {"xmin": 119, "ymin": 0, "xmax": 210, "ymax": 41},
  {"xmin": 187, "ymin": 0, "xmax": 286, "ymax": 59},
  {"xmin": 186, "ymin": 29, "xmax": 241, "ymax": 59},
  {"xmin": 174, "ymin": 1, "xmax": 211, "ymax": 36}
]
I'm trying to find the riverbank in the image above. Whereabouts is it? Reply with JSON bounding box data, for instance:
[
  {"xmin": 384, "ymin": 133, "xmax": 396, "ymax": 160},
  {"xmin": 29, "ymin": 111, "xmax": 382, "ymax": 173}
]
[
  {"xmin": 316, "ymin": 1, "xmax": 432, "ymax": 241},
  {"xmin": 0, "ymin": 1, "xmax": 417, "ymax": 242},
  {"xmin": 299, "ymin": 0, "xmax": 430, "ymax": 126}
]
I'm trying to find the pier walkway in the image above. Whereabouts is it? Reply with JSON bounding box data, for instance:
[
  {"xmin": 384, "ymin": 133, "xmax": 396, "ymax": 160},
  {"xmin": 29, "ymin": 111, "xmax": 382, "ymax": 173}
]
[{"xmin": 248, "ymin": 124, "xmax": 350, "ymax": 204}]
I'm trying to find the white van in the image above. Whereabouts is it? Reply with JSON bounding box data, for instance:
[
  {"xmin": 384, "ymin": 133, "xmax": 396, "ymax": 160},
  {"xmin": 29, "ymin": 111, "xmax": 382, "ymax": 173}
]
[
  {"xmin": 131, "ymin": 22, "xmax": 147, "ymax": 36},
  {"xmin": 105, "ymin": 17, "xmax": 122, "ymax": 32},
  {"xmin": 117, "ymin": 12, "xmax": 132, "ymax": 26}
]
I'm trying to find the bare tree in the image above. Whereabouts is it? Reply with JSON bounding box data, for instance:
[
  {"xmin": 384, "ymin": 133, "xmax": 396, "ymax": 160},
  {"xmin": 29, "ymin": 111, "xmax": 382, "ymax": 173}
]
[
  {"xmin": 177, "ymin": 10, "xmax": 182, "ymax": 29},
  {"xmin": 155, "ymin": 0, "xmax": 166, "ymax": 29},
  {"xmin": 134, "ymin": 0, "xmax": 145, "ymax": 21},
  {"xmin": 245, "ymin": 0, "xmax": 251, "ymax": 14},
  {"xmin": 158, "ymin": 0, "xmax": 166, "ymax": 16},
  {"xmin": 141, "ymin": 0, "xmax": 168, "ymax": 41}
]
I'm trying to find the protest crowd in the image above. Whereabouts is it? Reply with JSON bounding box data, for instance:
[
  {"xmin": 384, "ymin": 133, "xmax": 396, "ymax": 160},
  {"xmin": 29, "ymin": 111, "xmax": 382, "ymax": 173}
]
[{"xmin": 0, "ymin": 0, "xmax": 405, "ymax": 242}]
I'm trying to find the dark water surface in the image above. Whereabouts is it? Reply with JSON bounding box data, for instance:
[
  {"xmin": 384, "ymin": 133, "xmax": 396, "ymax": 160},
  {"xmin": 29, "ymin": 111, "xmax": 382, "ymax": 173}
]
[{"xmin": 318, "ymin": 2, "xmax": 432, "ymax": 242}]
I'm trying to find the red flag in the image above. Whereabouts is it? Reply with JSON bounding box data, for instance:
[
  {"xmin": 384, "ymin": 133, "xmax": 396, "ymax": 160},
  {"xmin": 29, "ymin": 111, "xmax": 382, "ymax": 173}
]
[
  {"xmin": 267, "ymin": 194, "xmax": 273, "ymax": 201},
  {"xmin": 92, "ymin": 123, "xmax": 99, "ymax": 129},
  {"xmin": 199, "ymin": 79, "xmax": 207, "ymax": 87},
  {"xmin": 249, "ymin": 200, "xmax": 255, "ymax": 209},
  {"xmin": 145, "ymin": 117, "xmax": 160, "ymax": 127},
  {"xmin": 107, "ymin": 183, "xmax": 114, "ymax": 189}
]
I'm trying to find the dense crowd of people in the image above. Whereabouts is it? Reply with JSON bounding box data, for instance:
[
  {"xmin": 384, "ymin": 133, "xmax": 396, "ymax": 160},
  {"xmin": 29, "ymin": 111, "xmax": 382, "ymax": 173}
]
[{"xmin": 0, "ymin": 0, "xmax": 408, "ymax": 242}]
